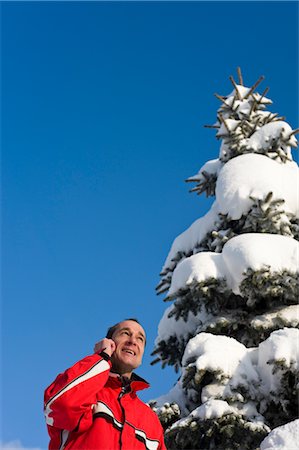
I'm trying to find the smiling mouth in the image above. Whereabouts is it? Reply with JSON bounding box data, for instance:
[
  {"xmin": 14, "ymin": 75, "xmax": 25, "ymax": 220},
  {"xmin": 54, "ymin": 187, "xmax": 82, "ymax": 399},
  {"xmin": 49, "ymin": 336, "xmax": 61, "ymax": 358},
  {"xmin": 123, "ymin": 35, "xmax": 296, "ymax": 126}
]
[{"xmin": 122, "ymin": 348, "xmax": 136, "ymax": 356}]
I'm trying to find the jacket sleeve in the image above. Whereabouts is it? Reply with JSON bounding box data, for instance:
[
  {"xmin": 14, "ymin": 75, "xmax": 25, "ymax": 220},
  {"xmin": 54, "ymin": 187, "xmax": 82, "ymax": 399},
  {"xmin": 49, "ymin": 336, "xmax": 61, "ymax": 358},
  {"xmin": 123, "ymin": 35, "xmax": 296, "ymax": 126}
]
[{"xmin": 44, "ymin": 352, "xmax": 111, "ymax": 433}]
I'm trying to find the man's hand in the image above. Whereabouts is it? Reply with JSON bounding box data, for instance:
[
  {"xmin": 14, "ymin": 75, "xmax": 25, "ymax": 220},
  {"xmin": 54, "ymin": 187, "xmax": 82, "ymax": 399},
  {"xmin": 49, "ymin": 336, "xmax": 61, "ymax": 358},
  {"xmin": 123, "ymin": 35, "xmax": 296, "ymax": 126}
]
[{"xmin": 94, "ymin": 338, "xmax": 116, "ymax": 357}]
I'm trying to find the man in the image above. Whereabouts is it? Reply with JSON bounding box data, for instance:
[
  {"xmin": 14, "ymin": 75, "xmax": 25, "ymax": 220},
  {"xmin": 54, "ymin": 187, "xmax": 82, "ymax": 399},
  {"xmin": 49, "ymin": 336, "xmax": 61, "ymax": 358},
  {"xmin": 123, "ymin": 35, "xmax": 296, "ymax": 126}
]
[{"xmin": 44, "ymin": 319, "xmax": 166, "ymax": 450}]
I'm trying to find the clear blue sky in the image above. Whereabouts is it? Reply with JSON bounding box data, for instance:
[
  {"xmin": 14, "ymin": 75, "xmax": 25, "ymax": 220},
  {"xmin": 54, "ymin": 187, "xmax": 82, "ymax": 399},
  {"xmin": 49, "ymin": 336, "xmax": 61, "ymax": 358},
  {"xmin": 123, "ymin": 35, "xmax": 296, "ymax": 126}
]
[{"xmin": 1, "ymin": 1, "xmax": 298, "ymax": 448}]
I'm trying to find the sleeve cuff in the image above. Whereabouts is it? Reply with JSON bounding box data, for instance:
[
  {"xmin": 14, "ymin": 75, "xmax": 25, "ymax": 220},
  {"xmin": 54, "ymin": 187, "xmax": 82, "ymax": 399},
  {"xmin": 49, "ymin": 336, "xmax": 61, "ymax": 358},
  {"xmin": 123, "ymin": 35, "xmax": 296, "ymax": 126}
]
[{"xmin": 99, "ymin": 350, "xmax": 111, "ymax": 361}]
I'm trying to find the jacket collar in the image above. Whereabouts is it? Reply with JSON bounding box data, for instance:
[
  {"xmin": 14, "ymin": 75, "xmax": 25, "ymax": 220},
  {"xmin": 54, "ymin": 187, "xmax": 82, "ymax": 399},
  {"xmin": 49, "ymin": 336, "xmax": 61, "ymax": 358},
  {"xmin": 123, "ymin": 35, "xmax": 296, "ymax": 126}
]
[
  {"xmin": 108, "ymin": 371, "xmax": 150, "ymax": 392},
  {"xmin": 130, "ymin": 372, "xmax": 150, "ymax": 392}
]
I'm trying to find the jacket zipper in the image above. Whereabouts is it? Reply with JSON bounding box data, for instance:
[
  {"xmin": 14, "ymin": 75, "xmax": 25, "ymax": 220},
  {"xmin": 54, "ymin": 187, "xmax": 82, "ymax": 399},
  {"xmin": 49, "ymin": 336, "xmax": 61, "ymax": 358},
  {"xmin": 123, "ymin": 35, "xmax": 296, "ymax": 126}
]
[{"xmin": 118, "ymin": 382, "xmax": 132, "ymax": 449}]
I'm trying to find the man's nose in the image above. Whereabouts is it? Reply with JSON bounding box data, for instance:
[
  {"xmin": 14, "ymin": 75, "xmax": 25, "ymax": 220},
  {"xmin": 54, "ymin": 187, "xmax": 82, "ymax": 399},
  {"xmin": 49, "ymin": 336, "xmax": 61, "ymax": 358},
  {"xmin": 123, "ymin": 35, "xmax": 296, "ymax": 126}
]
[{"xmin": 126, "ymin": 335, "xmax": 137, "ymax": 346}]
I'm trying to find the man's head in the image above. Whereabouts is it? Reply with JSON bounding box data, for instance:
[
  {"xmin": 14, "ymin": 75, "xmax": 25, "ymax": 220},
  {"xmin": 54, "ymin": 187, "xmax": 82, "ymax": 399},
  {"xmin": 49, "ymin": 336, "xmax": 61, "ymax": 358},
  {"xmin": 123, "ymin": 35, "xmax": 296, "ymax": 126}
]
[{"xmin": 106, "ymin": 319, "xmax": 146, "ymax": 378}]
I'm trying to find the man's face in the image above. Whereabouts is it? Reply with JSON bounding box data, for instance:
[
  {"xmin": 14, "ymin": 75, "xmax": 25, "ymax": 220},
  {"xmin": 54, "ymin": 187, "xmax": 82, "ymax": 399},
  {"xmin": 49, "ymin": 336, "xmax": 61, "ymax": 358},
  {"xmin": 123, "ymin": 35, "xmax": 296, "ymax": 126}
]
[{"xmin": 110, "ymin": 320, "xmax": 146, "ymax": 377}]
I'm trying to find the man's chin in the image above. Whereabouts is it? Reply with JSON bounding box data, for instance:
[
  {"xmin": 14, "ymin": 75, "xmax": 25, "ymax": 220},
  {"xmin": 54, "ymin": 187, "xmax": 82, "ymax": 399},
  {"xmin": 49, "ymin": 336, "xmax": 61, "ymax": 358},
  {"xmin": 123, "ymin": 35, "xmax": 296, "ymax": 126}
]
[{"xmin": 111, "ymin": 357, "xmax": 138, "ymax": 375}]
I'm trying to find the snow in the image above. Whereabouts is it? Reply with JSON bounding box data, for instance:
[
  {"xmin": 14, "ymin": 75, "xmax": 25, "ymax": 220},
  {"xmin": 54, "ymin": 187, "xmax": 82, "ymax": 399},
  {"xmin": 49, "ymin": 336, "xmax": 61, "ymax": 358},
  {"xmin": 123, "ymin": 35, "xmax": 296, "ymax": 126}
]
[
  {"xmin": 221, "ymin": 233, "xmax": 299, "ymax": 294},
  {"xmin": 265, "ymin": 328, "xmax": 299, "ymax": 369},
  {"xmin": 168, "ymin": 398, "xmax": 269, "ymax": 434},
  {"xmin": 154, "ymin": 378, "xmax": 189, "ymax": 416},
  {"xmin": 216, "ymin": 154, "xmax": 299, "ymax": 220},
  {"xmin": 155, "ymin": 304, "xmax": 212, "ymax": 344},
  {"xmin": 187, "ymin": 158, "xmax": 222, "ymax": 182},
  {"xmin": 219, "ymin": 141, "xmax": 230, "ymax": 160},
  {"xmin": 247, "ymin": 121, "xmax": 297, "ymax": 152},
  {"xmin": 217, "ymin": 119, "xmax": 240, "ymax": 136},
  {"xmin": 189, "ymin": 399, "xmax": 238, "ymax": 420},
  {"xmin": 153, "ymin": 328, "xmax": 298, "ymax": 426},
  {"xmin": 234, "ymin": 100, "xmax": 251, "ymax": 116},
  {"xmin": 182, "ymin": 333, "xmax": 260, "ymax": 387},
  {"xmin": 183, "ymin": 329, "xmax": 299, "ymax": 405},
  {"xmin": 154, "ymin": 304, "xmax": 273, "ymax": 358},
  {"xmin": 227, "ymin": 85, "xmax": 252, "ymax": 100},
  {"xmin": 161, "ymin": 202, "xmax": 220, "ymax": 274},
  {"xmin": 251, "ymin": 91, "xmax": 272, "ymax": 105},
  {"xmin": 190, "ymin": 399, "xmax": 264, "ymax": 424},
  {"xmin": 225, "ymin": 85, "xmax": 272, "ymax": 105},
  {"xmin": 160, "ymin": 152, "xmax": 298, "ymax": 281},
  {"xmin": 169, "ymin": 252, "xmax": 224, "ymax": 296},
  {"xmin": 260, "ymin": 419, "xmax": 299, "ymax": 450},
  {"xmin": 258, "ymin": 328, "xmax": 299, "ymax": 395},
  {"xmin": 168, "ymin": 233, "xmax": 298, "ymax": 296},
  {"xmin": 251, "ymin": 305, "xmax": 299, "ymax": 330}
]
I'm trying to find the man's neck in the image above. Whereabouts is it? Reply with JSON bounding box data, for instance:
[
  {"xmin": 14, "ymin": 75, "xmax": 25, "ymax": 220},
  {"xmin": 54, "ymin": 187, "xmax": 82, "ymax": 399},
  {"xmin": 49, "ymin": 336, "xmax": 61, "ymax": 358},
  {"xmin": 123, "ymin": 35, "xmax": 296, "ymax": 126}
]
[{"xmin": 110, "ymin": 369, "xmax": 132, "ymax": 379}]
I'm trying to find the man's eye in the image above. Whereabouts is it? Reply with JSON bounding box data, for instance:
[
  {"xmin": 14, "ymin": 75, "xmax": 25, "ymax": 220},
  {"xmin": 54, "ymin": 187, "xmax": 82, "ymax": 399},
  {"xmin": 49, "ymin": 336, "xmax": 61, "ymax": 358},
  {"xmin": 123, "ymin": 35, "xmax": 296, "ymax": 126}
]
[{"xmin": 138, "ymin": 336, "xmax": 144, "ymax": 342}]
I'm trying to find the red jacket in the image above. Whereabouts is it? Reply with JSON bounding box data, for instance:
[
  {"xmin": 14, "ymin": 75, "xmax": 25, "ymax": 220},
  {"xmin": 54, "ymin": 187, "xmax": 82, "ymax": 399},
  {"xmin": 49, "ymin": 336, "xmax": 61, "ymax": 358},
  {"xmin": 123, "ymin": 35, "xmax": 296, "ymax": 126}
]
[{"xmin": 44, "ymin": 352, "xmax": 166, "ymax": 450}]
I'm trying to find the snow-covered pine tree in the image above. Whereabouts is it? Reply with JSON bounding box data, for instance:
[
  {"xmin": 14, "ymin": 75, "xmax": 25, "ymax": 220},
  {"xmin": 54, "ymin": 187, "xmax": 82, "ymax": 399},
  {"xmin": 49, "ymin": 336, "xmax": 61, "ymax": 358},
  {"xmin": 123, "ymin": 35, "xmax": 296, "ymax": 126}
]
[{"xmin": 150, "ymin": 69, "xmax": 299, "ymax": 450}]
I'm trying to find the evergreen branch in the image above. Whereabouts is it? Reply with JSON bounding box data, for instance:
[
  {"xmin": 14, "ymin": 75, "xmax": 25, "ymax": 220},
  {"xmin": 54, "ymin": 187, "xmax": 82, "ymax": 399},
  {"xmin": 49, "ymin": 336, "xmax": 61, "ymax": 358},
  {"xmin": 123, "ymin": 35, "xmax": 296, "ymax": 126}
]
[
  {"xmin": 256, "ymin": 86, "xmax": 270, "ymax": 103},
  {"xmin": 245, "ymin": 75, "xmax": 265, "ymax": 98},
  {"xmin": 218, "ymin": 113, "xmax": 230, "ymax": 133},
  {"xmin": 150, "ymin": 357, "xmax": 161, "ymax": 366},
  {"xmin": 214, "ymin": 93, "xmax": 227, "ymax": 103},
  {"xmin": 249, "ymin": 87, "xmax": 270, "ymax": 116},
  {"xmin": 229, "ymin": 75, "xmax": 242, "ymax": 100},
  {"xmin": 164, "ymin": 414, "xmax": 269, "ymax": 450},
  {"xmin": 186, "ymin": 170, "xmax": 217, "ymax": 197},
  {"xmin": 237, "ymin": 67, "xmax": 243, "ymax": 85},
  {"xmin": 240, "ymin": 268, "xmax": 299, "ymax": 309},
  {"xmin": 288, "ymin": 128, "xmax": 299, "ymax": 137},
  {"xmin": 204, "ymin": 124, "xmax": 220, "ymax": 129}
]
